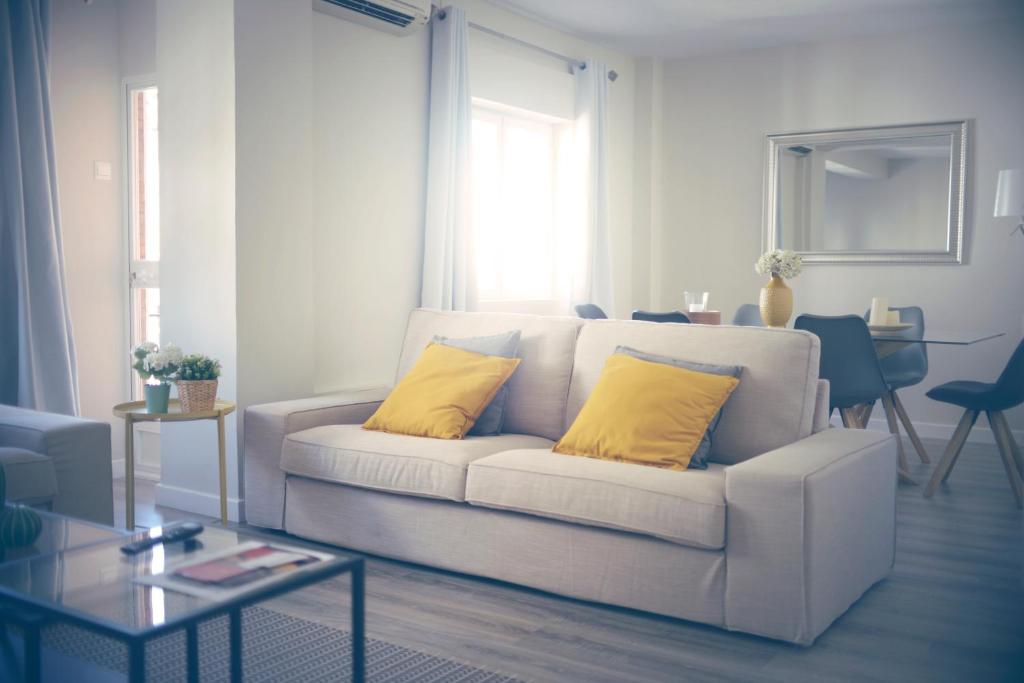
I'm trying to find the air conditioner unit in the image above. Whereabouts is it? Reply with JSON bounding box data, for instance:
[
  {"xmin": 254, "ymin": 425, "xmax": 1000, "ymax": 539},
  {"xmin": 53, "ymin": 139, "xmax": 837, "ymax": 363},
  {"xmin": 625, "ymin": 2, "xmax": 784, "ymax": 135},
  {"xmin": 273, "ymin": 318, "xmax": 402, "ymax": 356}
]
[{"xmin": 313, "ymin": 0, "xmax": 431, "ymax": 36}]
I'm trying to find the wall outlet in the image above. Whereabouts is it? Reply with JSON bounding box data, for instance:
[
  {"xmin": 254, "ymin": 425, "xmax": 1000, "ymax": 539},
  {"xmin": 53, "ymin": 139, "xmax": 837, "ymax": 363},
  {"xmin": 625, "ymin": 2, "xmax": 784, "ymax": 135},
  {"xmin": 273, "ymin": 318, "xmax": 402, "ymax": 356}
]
[{"xmin": 93, "ymin": 160, "xmax": 112, "ymax": 181}]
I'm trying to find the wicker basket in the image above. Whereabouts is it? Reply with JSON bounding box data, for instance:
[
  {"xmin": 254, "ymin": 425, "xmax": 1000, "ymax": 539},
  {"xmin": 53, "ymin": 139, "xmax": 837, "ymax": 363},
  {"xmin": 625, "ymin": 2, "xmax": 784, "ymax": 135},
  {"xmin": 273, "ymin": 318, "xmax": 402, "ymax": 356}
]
[{"xmin": 177, "ymin": 379, "xmax": 218, "ymax": 413}]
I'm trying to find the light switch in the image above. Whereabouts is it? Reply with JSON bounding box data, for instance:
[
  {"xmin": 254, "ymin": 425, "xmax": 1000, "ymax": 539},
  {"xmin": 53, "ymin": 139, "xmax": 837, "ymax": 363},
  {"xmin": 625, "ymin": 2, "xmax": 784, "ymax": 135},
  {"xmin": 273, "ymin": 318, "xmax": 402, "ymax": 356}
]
[{"xmin": 94, "ymin": 160, "xmax": 112, "ymax": 181}]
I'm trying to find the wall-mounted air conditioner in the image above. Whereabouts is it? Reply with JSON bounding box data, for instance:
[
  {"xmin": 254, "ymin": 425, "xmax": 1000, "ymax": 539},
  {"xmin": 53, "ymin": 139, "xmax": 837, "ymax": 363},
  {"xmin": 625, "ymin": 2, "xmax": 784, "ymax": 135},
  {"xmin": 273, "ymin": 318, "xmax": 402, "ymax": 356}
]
[{"xmin": 313, "ymin": 0, "xmax": 431, "ymax": 36}]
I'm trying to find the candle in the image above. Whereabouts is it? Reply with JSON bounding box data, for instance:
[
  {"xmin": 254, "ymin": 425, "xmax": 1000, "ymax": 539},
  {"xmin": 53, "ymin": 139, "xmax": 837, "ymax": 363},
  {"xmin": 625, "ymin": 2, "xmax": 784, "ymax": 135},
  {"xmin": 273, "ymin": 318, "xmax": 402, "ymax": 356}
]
[{"xmin": 869, "ymin": 298, "xmax": 889, "ymax": 326}]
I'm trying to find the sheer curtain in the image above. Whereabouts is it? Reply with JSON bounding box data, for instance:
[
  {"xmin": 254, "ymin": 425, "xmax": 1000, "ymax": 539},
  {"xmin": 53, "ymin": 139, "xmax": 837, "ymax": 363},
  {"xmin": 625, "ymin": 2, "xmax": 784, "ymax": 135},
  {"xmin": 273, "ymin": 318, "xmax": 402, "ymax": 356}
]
[
  {"xmin": 420, "ymin": 6, "xmax": 475, "ymax": 311},
  {"xmin": 572, "ymin": 59, "xmax": 615, "ymax": 316},
  {"xmin": 0, "ymin": 0, "xmax": 80, "ymax": 415}
]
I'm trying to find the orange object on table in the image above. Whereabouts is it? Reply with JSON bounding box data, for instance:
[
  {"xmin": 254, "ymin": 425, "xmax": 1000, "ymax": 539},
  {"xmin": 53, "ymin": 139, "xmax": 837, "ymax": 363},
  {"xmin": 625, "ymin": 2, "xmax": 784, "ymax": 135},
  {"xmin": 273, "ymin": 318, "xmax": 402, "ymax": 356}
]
[{"xmin": 688, "ymin": 311, "xmax": 722, "ymax": 325}]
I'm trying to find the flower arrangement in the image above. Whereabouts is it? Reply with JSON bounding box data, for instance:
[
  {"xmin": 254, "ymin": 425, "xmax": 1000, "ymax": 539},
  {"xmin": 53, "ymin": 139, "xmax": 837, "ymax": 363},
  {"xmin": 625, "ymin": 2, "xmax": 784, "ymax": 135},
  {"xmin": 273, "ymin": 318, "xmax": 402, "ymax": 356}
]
[
  {"xmin": 132, "ymin": 342, "xmax": 183, "ymax": 385},
  {"xmin": 177, "ymin": 354, "xmax": 222, "ymax": 381},
  {"xmin": 755, "ymin": 249, "xmax": 803, "ymax": 279}
]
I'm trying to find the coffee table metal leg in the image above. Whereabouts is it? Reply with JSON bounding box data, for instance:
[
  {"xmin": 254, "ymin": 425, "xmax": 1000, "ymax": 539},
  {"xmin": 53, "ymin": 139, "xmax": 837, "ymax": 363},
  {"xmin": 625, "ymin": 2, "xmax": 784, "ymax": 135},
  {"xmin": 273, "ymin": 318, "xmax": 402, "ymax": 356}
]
[
  {"xmin": 351, "ymin": 560, "xmax": 365, "ymax": 683},
  {"xmin": 186, "ymin": 622, "xmax": 200, "ymax": 683},
  {"xmin": 24, "ymin": 624, "xmax": 39, "ymax": 683},
  {"xmin": 230, "ymin": 608, "xmax": 243, "ymax": 683},
  {"xmin": 129, "ymin": 639, "xmax": 145, "ymax": 683}
]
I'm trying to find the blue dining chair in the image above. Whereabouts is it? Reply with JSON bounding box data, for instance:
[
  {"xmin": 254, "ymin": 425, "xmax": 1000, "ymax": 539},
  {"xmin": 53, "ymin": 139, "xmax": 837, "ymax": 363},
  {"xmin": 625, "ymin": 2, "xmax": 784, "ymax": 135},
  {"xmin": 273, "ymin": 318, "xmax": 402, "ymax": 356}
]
[
  {"xmin": 574, "ymin": 303, "xmax": 607, "ymax": 319},
  {"xmin": 924, "ymin": 338, "xmax": 1024, "ymax": 507},
  {"xmin": 732, "ymin": 304, "xmax": 763, "ymax": 326},
  {"xmin": 861, "ymin": 306, "xmax": 930, "ymax": 463},
  {"xmin": 795, "ymin": 314, "xmax": 911, "ymax": 478},
  {"xmin": 631, "ymin": 310, "xmax": 691, "ymax": 324}
]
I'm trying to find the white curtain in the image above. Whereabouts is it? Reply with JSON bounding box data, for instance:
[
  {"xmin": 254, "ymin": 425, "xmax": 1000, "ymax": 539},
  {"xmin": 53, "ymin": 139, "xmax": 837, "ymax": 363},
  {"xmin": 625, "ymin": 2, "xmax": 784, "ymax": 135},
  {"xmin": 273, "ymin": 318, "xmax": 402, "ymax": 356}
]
[
  {"xmin": 572, "ymin": 59, "xmax": 615, "ymax": 316},
  {"xmin": 420, "ymin": 6, "xmax": 474, "ymax": 311},
  {"xmin": 0, "ymin": 0, "xmax": 80, "ymax": 415}
]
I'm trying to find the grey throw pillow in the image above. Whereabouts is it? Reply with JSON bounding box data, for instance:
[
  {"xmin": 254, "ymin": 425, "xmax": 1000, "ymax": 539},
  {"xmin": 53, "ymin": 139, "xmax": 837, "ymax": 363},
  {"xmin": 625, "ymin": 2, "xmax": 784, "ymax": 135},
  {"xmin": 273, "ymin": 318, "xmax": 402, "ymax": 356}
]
[
  {"xmin": 615, "ymin": 346, "xmax": 742, "ymax": 469},
  {"xmin": 433, "ymin": 330, "xmax": 522, "ymax": 436}
]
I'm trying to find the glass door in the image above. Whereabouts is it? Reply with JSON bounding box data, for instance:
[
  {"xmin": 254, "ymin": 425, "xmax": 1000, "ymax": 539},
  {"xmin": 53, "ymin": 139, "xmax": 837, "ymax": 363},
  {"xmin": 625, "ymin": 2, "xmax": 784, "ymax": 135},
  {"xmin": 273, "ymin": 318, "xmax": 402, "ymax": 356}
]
[{"xmin": 126, "ymin": 83, "xmax": 160, "ymax": 400}]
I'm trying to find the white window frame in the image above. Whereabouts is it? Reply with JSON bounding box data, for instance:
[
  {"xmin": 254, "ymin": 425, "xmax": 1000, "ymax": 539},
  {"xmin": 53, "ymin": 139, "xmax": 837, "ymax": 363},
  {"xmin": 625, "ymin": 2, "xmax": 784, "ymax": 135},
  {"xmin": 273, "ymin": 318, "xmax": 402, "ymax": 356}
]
[{"xmin": 470, "ymin": 100, "xmax": 573, "ymax": 315}]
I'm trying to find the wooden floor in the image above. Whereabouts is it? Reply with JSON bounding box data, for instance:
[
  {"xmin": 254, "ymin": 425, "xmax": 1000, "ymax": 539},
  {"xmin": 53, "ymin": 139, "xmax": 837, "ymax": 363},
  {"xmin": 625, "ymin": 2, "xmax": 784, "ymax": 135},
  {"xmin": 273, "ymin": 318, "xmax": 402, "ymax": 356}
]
[{"xmin": 115, "ymin": 435, "xmax": 1024, "ymax": 682}]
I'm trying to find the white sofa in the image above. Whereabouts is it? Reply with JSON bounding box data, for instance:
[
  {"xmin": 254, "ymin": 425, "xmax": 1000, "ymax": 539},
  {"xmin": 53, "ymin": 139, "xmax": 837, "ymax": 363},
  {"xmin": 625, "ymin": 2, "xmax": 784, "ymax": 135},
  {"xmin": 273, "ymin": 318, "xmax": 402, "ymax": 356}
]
[{"xmin": 245, "ymin": 309, "xmax": 897, "ymax": 645}]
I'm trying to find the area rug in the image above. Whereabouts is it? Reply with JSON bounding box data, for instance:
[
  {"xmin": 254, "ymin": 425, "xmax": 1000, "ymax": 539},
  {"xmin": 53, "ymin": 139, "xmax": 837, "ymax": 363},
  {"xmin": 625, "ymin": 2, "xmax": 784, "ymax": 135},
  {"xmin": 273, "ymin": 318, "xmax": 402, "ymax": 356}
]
[{"xmin": 42, "ymin": 605, "xmax": 522, "ymax": 682}]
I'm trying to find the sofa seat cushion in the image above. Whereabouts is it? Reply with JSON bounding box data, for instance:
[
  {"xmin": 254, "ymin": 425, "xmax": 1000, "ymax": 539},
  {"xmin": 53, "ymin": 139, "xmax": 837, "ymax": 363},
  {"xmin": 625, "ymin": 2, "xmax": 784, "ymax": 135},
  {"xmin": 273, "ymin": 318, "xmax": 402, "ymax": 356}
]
[
  {"xmin": 281, "ymin": 425, "xmax": 554, "ymax": 501},
  {"xmin": 465, "ymin": 449, "xmax": 727, "ymax": 549},
  {"xmin": 0, "ymin": 447, "xmax": 58, "ymax": 504}
]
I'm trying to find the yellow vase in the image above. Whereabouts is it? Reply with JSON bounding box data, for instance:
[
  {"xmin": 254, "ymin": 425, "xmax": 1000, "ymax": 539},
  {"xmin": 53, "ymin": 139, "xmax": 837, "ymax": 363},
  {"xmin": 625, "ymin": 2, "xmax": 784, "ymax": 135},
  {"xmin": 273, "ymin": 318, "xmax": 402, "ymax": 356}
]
[{"xmin": 759, "ymin": 275, "xmax": 793, "ymax": 328}]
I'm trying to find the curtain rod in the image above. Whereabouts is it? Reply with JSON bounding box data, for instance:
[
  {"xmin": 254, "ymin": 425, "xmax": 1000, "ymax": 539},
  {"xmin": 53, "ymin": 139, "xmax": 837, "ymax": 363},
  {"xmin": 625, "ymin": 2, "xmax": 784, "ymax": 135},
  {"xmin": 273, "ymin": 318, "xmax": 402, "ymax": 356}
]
[{"xmin": 435, "ymin": 9, "xmax": 618, "ymax": 82}]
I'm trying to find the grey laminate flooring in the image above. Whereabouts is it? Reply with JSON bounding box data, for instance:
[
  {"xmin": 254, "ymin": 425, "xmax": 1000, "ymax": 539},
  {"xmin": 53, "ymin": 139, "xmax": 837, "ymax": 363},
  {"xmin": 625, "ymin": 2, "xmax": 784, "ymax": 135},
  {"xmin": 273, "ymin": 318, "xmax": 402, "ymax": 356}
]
[{"xmin": 115, "ymin": 435, "xmax": 1024, "ymax": 682}]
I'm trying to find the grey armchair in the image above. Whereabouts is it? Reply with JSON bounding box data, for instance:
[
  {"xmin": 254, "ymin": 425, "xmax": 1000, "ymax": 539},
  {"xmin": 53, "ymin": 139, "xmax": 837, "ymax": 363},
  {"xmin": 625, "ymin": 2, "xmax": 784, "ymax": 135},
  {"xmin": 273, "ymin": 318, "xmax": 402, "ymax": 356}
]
[{"xmin": 0, "ymin": 404, "xmax": 114, "ymax": 525}]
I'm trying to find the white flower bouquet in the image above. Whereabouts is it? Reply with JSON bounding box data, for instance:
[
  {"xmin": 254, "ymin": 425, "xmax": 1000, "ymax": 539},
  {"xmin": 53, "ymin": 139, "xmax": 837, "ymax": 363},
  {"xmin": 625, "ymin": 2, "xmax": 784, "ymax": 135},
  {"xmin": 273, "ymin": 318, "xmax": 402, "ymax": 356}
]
[
  {"xmin": 131, "ymin": 342, "xmax": 184, "ymax": 385},
  {"xmin": 755, "ymin": 249, "xmax": 803, "ymax": 279}
]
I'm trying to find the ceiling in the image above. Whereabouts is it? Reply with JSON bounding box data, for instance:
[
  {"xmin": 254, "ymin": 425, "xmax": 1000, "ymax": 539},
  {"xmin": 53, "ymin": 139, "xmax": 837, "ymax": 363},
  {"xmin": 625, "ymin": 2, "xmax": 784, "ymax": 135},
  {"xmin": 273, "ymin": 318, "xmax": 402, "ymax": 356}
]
[{"xmin": 488, "ymin": 0, "xmax": 1024, "ymax": 59}]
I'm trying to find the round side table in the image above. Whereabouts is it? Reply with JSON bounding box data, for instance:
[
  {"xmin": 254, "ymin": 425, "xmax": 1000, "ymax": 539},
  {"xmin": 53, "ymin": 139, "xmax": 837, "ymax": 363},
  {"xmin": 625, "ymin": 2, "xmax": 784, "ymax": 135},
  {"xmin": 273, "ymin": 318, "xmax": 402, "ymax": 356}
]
[{"xmin": 113, "ymin": 399, "xmax": 236, "ymax": 530}]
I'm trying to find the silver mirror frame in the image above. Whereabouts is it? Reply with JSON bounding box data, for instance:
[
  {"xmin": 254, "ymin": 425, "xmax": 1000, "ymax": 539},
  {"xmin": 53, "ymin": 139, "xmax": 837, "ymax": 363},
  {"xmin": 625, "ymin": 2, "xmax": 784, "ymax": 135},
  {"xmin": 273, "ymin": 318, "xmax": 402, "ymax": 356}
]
[{"xmin": 762, "ymin": 120, "xmax": 968, "ymax": 264}]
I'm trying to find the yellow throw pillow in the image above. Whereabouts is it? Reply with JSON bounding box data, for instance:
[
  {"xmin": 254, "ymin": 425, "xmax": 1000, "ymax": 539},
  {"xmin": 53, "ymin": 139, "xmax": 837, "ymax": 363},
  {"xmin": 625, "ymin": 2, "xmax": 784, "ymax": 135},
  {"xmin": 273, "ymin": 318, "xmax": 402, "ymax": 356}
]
[
  {"xmin": 554, "ymin": 353, "xmax": 740, "ymax": 470},
  {"xmin": 363, "ymin": 343, "xmax": 522, "ymax": 440}
]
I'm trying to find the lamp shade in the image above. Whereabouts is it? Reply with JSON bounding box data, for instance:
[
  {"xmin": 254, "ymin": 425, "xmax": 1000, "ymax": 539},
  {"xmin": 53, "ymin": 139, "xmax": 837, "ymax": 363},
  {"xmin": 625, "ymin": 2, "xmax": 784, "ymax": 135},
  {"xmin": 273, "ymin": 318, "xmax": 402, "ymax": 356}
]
[{"xmin": 994, "ymin": 169, "xmax": 1024, "ymax": 217}]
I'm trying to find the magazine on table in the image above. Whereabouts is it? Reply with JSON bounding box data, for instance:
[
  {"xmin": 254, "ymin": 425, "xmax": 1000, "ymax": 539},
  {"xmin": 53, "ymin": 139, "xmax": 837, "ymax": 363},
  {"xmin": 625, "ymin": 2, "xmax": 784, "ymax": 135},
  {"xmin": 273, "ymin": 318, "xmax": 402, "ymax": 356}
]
[{"xmin": 135, "ymin": 541, "xmax": 335, "ymax": 600}]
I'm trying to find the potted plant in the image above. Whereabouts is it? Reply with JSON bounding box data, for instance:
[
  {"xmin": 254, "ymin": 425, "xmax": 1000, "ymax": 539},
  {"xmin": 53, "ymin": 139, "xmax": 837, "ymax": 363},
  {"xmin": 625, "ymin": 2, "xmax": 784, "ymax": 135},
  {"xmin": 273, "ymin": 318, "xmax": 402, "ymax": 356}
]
[
  {"xmin": 132, "ymin": 342, "xmax": 183, "ymax": 413},
  {"xmin": 755, "ymin": 249, "xmax": 803, "ymax": 327},
  {"xmin": 175, "ymin": 354, "xmax": 221, "ymax": 413}
]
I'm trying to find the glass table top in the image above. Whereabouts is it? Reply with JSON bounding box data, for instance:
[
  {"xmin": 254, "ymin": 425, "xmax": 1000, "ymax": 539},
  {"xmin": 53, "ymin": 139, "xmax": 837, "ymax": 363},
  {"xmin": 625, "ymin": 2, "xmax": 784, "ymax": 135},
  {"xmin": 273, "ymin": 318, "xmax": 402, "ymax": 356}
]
[
  {"xmin": 0, "ymin": 505, "xmax": 127, "ymax": 564},
  {"xmin": 0, "ymin": 524, "xmax": 354, "ymax": 636},
  {"xmin": 869, "ymin": 329, "xmax": 1005, "ymax": 345}
]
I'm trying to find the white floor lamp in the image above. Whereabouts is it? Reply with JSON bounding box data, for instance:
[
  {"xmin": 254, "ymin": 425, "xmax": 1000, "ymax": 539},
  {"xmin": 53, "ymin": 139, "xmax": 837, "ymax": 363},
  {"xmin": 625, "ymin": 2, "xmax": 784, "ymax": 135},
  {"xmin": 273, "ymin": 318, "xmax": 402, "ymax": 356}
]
[{"xmin": 995, "ymin": 169, "xmax": 1024, "ymax": 237}]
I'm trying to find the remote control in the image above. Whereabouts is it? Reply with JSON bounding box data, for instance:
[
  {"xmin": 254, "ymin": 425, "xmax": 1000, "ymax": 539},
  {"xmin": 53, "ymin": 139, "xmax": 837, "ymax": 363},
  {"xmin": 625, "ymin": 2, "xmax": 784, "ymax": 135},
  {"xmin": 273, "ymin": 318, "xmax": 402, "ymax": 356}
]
[{"xmin": 120, "ymin": 521, "xmax": 204, "ymax": 555}]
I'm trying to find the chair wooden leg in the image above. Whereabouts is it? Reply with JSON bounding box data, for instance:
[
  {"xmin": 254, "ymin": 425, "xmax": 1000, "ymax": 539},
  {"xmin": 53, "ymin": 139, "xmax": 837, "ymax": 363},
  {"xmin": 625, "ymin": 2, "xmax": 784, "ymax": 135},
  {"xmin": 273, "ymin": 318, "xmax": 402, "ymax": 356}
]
[
  {"xmin": 891, "ymin": 391, "xmax": 930, "ymax": 463},
  {"xmin": 989, "ymin": 411, "xmax": 1024, "ymax": 509},
  {"xmin": 859, "ymin": 401, "xmax": 875, "ymax": 428},
  {"xmin": 991, "ymin": 411, "xmax": 1024, "ymax": 479},
  {"xmin": 841, "ymin": 407, "xmax": 864, "ymax": 429},
  {"xmin": 880, "ymin": 394, "xmax": 909, "ymax": 473},
  {"xmin": 925, "ymin": 410, "xmax": 977, "ymax": 497}
]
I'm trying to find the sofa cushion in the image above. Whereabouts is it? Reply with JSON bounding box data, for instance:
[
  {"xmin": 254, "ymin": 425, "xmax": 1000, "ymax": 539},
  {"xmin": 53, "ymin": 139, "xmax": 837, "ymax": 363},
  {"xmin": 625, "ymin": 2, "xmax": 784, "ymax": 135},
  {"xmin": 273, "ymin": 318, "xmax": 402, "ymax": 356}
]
[
  {"xmin": 398, "ymin": 310, "xmax": 583, "ymax": 441},
  {"xmin": 0, "ymin": 447, "xmax": 58, "ymax": 503},
  {"xmin": 465, "ymin": 449, "xmax": 727, "ymax": 549},
  {"xmin": 568, "ymin": 321, "xmax": 820, "ymax": 465},
  {"xmin": 281, "ymin": 425, "xmax": 554, "ymax": 501}
]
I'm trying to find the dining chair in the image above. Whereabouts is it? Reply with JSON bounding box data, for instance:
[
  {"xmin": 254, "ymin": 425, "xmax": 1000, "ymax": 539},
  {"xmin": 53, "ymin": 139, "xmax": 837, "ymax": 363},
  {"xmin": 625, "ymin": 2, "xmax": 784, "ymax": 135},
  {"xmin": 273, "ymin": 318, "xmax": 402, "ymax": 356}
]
[
  {"xmin": 794, "ymin": 314, "xmax": 912, "ymax": 479},
  {"xmin": 732, "ymin": 304, "xmax": 763, "ymax": 326},
  {"xmin": 631, "ymin": 310, "xmax": 691, "ymax": 324},
  {"xmin": 860, "ymin": 306, "xmax": 930, "ymax": 464},
  {"xmin": 924, "ymin": 337, "xmax": 1024, "ymax": 507},
  {"xmin": 574, "ymin": 303, "xmax": 607, "ymax": 319}
]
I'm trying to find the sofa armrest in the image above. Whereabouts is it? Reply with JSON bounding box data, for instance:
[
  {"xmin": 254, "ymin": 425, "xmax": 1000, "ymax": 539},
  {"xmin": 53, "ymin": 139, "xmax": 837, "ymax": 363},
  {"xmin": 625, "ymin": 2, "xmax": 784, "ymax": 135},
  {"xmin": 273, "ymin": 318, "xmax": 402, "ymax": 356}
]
[
  {"xmin": 243, "ymin": 387, "xmax": 389, "ymax": 528},
  {"xmin": 0, "ymin": 405, "xmax": 113, "ymax": 525},
  {"xmin": 724, "ymin": 428, "xmax": 896, "ymax": 645}
]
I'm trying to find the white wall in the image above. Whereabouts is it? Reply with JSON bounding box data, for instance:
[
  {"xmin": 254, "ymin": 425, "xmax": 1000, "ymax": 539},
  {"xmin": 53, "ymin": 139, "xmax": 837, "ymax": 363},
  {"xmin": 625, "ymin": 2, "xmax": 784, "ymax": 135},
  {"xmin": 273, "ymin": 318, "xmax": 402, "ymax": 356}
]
[
  {"xmin": 660, "ymin": 19, "xmax": 1024, "ymax": 437},
  {"xmin": 311, "ymin": 9, "xmax": 430, "ymax": 394},
  {"xmin": 312, "ymin": 0, "xmax": 638, "ymax": 394},
  {"xmin": 234, "ymin": 0, "xmax": 316, "ymax": 416},
  {"xmin": 156, "ymin": 0, "xmax": 239, "ymax": 518},
  {"xmin": 50, "ymin": 0, "xmax": 126, "ymax": 463}
]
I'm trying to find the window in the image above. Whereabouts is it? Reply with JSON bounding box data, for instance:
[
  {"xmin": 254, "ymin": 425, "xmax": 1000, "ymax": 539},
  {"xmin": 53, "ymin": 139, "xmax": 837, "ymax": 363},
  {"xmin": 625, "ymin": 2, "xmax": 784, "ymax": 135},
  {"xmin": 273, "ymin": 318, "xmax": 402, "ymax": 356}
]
[
  {"xmin": 470, "ymin": 102, "xmax": 581, "ymax": 312},
  {"xmin": 126, "ymin": 83, "xmax": 160, "ymax": 398}
]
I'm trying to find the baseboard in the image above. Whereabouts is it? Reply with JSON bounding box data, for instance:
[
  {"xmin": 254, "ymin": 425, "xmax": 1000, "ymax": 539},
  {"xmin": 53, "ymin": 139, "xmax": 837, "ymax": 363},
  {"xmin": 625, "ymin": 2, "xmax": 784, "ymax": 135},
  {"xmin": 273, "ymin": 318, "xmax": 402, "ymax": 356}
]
[
  {"xmin": 830, "ymin": 415, "xmax": 1023, "ymax": 446},
  {"xmin": 154, "ymin": 482, "xmax": 243, "ymax": 523},
  {"xmin": 111, "ymin": 458, "xmax": 160, "ymax": 481}
]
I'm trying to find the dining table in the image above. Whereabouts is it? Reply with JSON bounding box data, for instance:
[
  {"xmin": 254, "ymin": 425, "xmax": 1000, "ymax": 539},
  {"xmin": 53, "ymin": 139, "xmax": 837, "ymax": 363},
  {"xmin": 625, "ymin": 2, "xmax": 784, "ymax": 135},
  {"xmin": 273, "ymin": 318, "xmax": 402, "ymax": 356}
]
[{"xmin": 860, "ymin": 327, "xmax": 1006, "ymax": 484}]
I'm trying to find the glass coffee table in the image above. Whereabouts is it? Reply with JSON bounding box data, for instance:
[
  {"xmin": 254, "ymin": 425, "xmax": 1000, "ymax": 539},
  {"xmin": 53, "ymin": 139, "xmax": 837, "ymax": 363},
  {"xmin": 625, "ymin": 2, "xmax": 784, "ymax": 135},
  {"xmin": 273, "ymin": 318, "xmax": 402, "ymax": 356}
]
[{"xmin": 0, "ymin": 515, "xmax": 365, "ymax": 682}]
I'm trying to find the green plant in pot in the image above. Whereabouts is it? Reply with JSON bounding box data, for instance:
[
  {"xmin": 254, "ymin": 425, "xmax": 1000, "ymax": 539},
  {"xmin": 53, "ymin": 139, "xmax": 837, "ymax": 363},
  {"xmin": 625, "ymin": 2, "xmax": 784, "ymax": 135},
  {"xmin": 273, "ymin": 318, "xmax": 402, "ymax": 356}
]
[
  {"xmin": 176, "ymin": 354, "xmax": 222, "ymax": 413},
  {"xmin": 132, "ymin": 342, "xmax": 183, "ymax": 413},
  {"xmin": 0, "ymin": 464, "xmax": 43, "ymax": 548}
]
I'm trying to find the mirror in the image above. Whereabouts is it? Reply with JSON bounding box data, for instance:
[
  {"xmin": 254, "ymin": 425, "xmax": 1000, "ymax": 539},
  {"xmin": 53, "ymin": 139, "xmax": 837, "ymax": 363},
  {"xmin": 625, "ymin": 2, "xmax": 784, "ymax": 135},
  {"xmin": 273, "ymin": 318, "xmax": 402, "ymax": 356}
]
[{"xmin": 763, "ymin": 121, "xmax": 967, "ymax": 264}]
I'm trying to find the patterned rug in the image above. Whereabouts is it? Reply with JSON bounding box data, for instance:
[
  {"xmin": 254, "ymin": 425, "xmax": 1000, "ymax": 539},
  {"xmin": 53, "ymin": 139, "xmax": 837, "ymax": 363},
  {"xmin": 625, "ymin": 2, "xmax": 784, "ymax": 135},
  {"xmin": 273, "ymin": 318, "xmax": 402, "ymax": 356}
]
[{"xmin": 42, "ymin": 605, "xmax": 522, "ymax": 682}]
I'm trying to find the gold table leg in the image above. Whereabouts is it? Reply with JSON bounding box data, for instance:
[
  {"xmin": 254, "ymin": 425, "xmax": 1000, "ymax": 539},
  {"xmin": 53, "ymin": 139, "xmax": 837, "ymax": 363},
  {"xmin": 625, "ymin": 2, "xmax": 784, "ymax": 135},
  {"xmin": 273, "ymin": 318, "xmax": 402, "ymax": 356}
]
[
  {"xmin": 125, "ymin": 415, "xmax": 135, "ymax": 530},
  {"xmin": 217, "ymin": 413, "xmax": 228, "ymax": 525}
]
